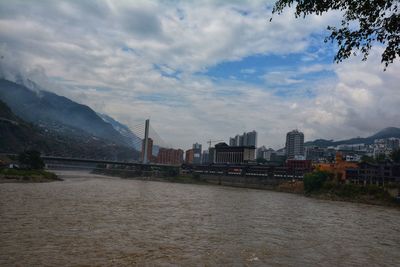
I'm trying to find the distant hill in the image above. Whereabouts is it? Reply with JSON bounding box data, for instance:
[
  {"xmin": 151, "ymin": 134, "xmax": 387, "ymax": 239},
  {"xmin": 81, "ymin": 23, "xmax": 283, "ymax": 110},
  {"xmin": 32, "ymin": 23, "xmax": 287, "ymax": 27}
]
[
  {"xmin": 305, "ymin": 127, "xmax": 400, "ymax": 147},
  {"xmin": 0, "ymin": 79, "xmax": 128, "ymax": 146},
  {"xmin": 0, "ymin": 100, "xmax": 140, "ymax": 161},
  {"xmin": 369, "ymin": 127, "xmax": 400, "ymax": 140}
]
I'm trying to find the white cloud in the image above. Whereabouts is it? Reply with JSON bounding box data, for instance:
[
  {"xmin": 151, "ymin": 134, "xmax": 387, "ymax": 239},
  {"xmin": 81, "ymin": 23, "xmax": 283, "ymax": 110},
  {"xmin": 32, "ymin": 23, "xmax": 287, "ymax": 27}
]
[{"xmin": 0, "ymin": 0, "xmax": 398, "ymax": 150}]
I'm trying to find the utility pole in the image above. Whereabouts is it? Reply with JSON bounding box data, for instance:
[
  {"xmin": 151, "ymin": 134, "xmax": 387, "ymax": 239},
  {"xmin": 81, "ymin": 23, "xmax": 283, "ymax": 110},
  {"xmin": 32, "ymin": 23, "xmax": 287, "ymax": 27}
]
[{"xmin": 143, "ymin": 119, "xmax": 150, "ymax": 164}]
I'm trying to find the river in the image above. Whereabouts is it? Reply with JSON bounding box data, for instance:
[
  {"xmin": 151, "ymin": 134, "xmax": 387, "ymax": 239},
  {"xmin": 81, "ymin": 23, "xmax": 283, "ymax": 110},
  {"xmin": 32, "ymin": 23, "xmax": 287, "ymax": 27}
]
[{"xmin": 1, "ymin": 170, "xmax": 399, "ymax": 266}]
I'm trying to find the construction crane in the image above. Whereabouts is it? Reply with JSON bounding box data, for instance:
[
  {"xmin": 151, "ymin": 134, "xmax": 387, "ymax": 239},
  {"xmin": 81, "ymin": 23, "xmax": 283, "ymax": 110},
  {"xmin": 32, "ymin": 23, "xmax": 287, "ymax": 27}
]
[{"xmin": 207, "ymin": 139, "xmax": 224, "ymax": 148}]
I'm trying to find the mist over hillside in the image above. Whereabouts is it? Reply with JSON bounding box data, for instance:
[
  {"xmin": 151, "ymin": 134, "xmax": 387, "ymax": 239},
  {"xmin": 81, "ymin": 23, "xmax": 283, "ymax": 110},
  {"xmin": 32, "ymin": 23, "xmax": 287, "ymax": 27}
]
[
  {"xmin": 0, "ymin": 79, "xmax": 141, "ymax": 161},
  {"xmin": 0, "ymin": 79, "xmax": 139, "ymax": 146}
]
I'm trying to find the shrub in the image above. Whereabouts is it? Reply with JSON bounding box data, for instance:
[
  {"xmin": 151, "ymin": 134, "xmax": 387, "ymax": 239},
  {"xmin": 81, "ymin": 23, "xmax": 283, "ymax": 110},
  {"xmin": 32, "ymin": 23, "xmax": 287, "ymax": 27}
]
[
  {"xmin": 18, "ymin": 150, "xmax": 44, "ymax": 170},
  {"xmin": 192, "ymin": 173, "xmax": 201, "ymax": 180},
  {"xmin": 303, "ymin": 170, "xmax": 332, "ymax": 194}
]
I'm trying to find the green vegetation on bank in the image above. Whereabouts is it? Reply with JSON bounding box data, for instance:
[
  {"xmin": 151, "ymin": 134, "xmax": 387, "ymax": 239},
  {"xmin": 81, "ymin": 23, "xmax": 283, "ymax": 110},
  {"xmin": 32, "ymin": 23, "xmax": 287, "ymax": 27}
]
[
  {"xmin": 303, "ymin": 170, "xmax": 398, "ymax": 206},
  {"xmin": 95, "ymin": 167, "xmax": 399, "ymax": 207},
  {"xmin": 18, "ymin": 150, "xmax": 45, "ymax": 169},
  {"xmin": 0, "ymin": 150, "xmax": 60, "ymax": 183},
  {"xmin": 0, "ymin": 168, "xmax": 60, "ymax": 182}
]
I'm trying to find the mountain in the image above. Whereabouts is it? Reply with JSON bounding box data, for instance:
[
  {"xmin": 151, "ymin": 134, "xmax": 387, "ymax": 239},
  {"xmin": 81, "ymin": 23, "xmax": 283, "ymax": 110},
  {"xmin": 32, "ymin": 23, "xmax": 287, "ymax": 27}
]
[
  {"xmin": 0, "ymin": 100, "xmax": 139, "ymax": 161},
  {"xmin": 0, "ymin": 99, "xmax": 41, "ymax": 152},
  {"xmin": 0, "ymin": 99, "xmax": 19, "ymax": 121},
  {"xmin": 369, "ymin": 127, "xmax": 400, "ymax": 140},
  {"xmin": 305, "ymin": 127, "xmax": 400, "ymax": 147},
  {"xmin": 0, "ymin": 79, "xmax": 127, "ymax": 146},
  {"xmin": 98, "ymin": 113, "xmax": 142, "ymax": 150}
]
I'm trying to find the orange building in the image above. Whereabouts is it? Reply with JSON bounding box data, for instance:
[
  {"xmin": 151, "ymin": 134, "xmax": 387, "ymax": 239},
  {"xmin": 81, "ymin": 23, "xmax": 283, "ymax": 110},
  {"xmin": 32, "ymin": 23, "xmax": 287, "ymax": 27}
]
[
  {"xmin": 314, "ymin": 152, "xmax": 358, "ymax": 181},
  {"xmin": 185, "ymin": 149, "xmax": 194, "ymax": 164},
  {"xmin": 156, "ymin": 148, "xmax": 184, "ymax": 165}
]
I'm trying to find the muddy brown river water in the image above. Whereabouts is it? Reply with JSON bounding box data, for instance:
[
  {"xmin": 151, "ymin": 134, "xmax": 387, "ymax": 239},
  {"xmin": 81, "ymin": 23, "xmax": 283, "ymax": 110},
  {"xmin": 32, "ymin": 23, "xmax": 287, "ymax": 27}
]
[{"xmin": 1, "ymin": 170, "xmax": 400, "ymax": 266}]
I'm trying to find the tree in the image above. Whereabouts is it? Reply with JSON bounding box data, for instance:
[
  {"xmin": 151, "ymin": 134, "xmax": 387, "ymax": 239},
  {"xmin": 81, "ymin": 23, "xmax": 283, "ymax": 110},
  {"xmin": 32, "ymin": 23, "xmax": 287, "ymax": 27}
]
[
  {"xmin": 375, "ymin": 153, "xmax": 387, "ymax": 163},
  {"xmin": 303, "ymin": 170, "xmax": 332, "ymax": 194},
  {"xmin": 391, "ymin": 149, "xmax": 400, "ymax": 163},
  {"xmin": 256, "ymin": 157, "xmax": 267, "ymax": 164},
  {"xmin": 18, "ymin": 150, "xmax": 45, "ymax": 170},
  {"xmin": 360, "ymin": 155, "xmax": 375, "ymax": 164},
  {"xmin": 272, "ymin": 0, "xmax": 399, "ymax": 69}
]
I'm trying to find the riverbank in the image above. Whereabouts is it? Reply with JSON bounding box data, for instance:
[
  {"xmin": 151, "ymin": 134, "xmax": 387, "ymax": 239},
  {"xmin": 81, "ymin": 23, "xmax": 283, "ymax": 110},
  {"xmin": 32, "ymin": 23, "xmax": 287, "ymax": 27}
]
[
  {"xmin": 94, "ymin": 169, "xmax": 399, "ymax": 207},
  {"xmin": 308, "ymin": 183, "xmax": 400, "ymax": 207},
  {"xmin": 0, "ymin": 168, "xmax": 61, "ymax": 183}
]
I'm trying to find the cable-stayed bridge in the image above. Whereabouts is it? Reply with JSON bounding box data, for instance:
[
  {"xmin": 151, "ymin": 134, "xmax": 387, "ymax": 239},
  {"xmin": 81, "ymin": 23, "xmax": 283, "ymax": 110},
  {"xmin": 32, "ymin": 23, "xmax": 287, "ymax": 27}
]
[
  {"xmin": 123, "ymin": 119, "xmax": 171, "ymax": 153},
  {"xmin": 125, "ymin": 119, "xmax": 172, "ymax": 164},
  {"xmin": 43, "ymin": 119, "xmax": 180, "ymax": 170}
]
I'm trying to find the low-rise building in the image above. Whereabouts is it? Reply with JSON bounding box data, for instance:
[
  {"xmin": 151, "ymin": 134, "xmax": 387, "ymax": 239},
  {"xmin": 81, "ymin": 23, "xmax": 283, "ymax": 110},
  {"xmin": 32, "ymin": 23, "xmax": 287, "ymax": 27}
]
[
  {"xmin": 305, "ymin": 146, "xmax": 335, "ymax": 163},
  {"xmin": 185, "ymin": 149, "xmax": 194, "ymax": 164},
  {"xmin": 315, "ymin": 152, "xmax": 358, "ymax": 182},
  {"xmin": 346, "ymin": 161, "xmax": 400, "ymax": 186},
  {"xmin": 286, "ymin": 159, "xmax": 312, "ymax": 174},
  {"xmin": 156, "ymin": 148, "xmax": 184, "ymax": 165},
  {"xmin": 214, "ymin": 142, "xmax": 256, "ymax": 164}
]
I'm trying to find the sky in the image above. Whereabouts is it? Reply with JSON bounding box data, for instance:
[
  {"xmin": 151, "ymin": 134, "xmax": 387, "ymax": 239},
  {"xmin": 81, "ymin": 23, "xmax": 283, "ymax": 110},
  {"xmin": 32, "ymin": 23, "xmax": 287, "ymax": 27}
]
[{"xmin": 0, "ymin": 0, "xmax": 399, "ymax": 150}]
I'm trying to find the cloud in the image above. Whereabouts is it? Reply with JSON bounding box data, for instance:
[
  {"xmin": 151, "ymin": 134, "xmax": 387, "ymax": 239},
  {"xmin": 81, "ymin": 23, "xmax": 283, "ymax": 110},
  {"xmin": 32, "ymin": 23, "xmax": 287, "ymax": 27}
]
[
  {"xmin": 0, "ymin": 0, "xmax": 398, "ymax": 150},
  {"xmin": 262, "ymin": 71, "xmax": 304, "ymax": 85},
  {"xmin": 240, "ymin": 68, "xmax": 256, "ymax": 74}
]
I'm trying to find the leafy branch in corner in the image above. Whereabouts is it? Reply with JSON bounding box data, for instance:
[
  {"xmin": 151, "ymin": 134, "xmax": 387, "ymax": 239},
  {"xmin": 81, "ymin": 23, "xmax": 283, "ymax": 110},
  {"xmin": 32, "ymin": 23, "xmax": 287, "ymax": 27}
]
[{"xmin": 271, "ymin": 0, "xmax": 400, "ymax": 70}]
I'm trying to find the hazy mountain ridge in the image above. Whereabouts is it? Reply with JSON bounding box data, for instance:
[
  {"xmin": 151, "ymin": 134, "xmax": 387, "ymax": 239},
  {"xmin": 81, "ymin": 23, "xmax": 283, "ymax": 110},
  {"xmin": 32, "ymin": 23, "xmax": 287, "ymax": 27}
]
[
  {"xmin": 0, "ymin": 100, "xmax": 139, "ymax": 161},
  {"xmin": 0, "ymin": 79, "xmax": 128, "ymax": 146},
  {"xmin": 305, "ymin": 127, "xmax": 400, "ymax": 147}
]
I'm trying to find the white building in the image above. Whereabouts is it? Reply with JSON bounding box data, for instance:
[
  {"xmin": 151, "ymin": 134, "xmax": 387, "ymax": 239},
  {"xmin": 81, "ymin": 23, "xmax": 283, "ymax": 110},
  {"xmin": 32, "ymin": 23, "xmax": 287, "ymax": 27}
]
[{"xmin": 285, "ymin": 129, "xmax": 304, "ymax": 159}]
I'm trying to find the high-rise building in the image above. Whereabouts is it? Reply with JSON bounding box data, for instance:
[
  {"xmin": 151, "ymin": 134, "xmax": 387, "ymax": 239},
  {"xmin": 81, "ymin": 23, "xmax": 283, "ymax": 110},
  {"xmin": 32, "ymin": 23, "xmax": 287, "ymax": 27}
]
[
  {"xmin": 229, "ymin": 131, "xmax": 257, "ymax": 147},
  {"xmin": 229, "ymin": 137, "xmax": 236, "ymax": 146},
  {"xmin": 208, "ymin": 147, "xmax": 216, "ymax": 164},
  {"xmin": 239, "ymin": 135, "xmax": 244, "ymax": 146},
  {"xmin": 257, "ymin": 146, "xmax": 267, "ymax": 158},
  {"xmin": 192, "ymin": 143, "xmax": 202, "ymax": 164},
  {"xmin": 201, "ymin": 150, "xmax": 209, "ymax": 164},
  {"xmin": 246, "ymin": 131, "xmax": 257, "ymax": 147},
  {"xmin": 141, "ymin": 138, "xmax": 153, "ymax": 163},
  {"xmin": 285, "ymin": 130, "xmax": 304, "ymax": 159},
  {"xmin": 243, "ymin": 132, "xmax": 248, "ymax": 147}
]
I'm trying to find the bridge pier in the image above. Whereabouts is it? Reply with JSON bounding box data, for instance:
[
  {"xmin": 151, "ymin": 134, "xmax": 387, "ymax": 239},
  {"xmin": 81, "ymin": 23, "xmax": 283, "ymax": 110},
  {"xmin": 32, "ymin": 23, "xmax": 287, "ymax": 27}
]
[{"xmin": 142, "ymin": 119, "xmax": 150, "ymax": 164}]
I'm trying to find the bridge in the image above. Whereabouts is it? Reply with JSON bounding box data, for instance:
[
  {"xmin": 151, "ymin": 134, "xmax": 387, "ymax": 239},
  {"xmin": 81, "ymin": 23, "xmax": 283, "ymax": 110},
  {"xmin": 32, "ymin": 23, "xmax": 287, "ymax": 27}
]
[
  {"xmin": 40, "ymin": 118, "xmax": 178, "ymax": 174},
  {"xmin": 40, "ymin": 118, "xmax": 176, "ymax": 167},
  {"xmin": 42, "ymin": 156, "xmax": 179, "ymax": 168}
]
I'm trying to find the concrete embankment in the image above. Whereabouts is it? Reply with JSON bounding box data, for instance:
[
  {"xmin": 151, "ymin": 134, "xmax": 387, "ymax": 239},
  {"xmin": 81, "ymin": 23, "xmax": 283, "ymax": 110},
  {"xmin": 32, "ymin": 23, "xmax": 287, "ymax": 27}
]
[
  {"xmin": 93, "ymin": 168, "xmax": 399, "ymax": 207},
  {"xmin": 92, "ymin": 168, "xmax": 303, "ymax": 193}
]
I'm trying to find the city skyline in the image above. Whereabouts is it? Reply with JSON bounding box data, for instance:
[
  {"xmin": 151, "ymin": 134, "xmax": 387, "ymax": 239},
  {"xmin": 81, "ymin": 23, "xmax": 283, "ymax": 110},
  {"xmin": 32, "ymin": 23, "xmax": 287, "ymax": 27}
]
[{"xmin": 0, "ymin": 1, "xmax": 399, "ymax": 150}]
